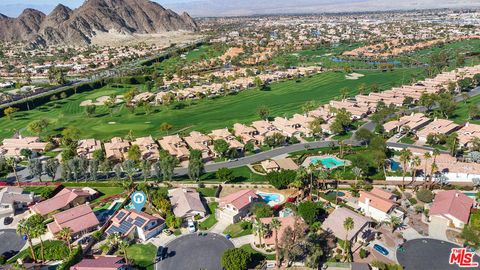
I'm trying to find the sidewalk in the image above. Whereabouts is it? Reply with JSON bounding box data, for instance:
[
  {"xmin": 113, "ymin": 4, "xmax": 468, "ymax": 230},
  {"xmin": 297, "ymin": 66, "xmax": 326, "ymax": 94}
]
[{"xmin": 230, "ymin": 234, "xmax": 254, "ymax": 247}]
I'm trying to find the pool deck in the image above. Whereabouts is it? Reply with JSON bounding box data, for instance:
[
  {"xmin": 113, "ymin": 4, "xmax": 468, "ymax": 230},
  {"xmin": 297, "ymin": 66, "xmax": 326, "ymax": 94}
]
[{"xmin": 301, "ymin": 155, "xmax": 351, "ymax": 169}]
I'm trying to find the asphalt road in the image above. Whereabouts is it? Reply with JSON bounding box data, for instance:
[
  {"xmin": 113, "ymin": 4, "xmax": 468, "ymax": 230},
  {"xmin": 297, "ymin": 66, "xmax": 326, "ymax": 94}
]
[
  {"xmin": 0, "ymin": 229, "xmax": 26, "ymax": 256},
  {"xmin": 397, "ymin": 238, "xmax": 479, "ymax": 270},
  {"xmin": 156, "ymin": 233, "xmax": 234, "ymax": 270}
]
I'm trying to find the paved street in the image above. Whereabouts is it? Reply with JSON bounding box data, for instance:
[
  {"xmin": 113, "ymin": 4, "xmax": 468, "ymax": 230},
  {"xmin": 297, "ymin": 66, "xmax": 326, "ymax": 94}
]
[
  {"xmin": 156, "ymin": 233, "xmax": 233, "ymax": 270},
  {"xmin": 0, "ymin": 229, "xmax": 26, "ymax": 256}
]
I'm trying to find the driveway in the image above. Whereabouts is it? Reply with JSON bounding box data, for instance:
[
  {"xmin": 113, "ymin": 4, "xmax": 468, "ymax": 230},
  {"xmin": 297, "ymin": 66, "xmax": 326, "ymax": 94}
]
[
  {"xmin": 156, "ymin": 233, "xmax": 234, "ymax": 270},
  {"xmin": 397, "ymin": 238, "xmax": 480, "ymax": 270},
  {"xmin": 429, "ymin": 216, "xmax": 449, "ymax": 241},
  {"xmin": 0, "ymin": 229, "xmax": 26, "ymax": 256},
  {"xmin": 209, "ymin": 219, "xmax": 230, "ymax": 234}
]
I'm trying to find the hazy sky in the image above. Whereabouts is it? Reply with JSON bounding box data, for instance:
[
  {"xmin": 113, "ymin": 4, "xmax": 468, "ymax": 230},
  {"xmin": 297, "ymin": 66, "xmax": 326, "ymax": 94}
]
[{"xmin": 1, "ymin": 0, "xmax": 480, "ymax": 17}]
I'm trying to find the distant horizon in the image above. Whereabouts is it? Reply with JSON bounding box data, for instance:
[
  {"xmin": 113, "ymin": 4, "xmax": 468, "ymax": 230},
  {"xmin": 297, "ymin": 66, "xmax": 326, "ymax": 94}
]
[{"xmin": 1, "ymin": 0, "xmax": 480, "ymax": 17}]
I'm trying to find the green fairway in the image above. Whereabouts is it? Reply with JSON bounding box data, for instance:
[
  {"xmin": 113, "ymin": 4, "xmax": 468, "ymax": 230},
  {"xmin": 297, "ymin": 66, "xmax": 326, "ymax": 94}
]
[
  {"xmin": 0, "ymin": 68, "xmax": 424, "ymax": 140},
  {"xmin": 450, "ymin": 94, "xmax": 480, "ymax": 125}
]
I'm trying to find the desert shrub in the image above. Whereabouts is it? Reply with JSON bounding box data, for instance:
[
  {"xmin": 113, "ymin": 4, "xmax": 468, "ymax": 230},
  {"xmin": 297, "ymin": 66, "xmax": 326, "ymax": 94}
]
[{"xmin": 416, "ymin": 189, "xmax": 434, "ymax": 203}]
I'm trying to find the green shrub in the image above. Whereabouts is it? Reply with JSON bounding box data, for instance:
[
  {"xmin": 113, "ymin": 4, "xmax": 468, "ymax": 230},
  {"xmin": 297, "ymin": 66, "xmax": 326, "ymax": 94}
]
[
  {"xmin": 408, "ymin": 197, "xmax": 417, "ymax": 205},
  {"xmin": 416, "ymin": 189, "xmax": 434, "ymax": 203},
  {"xmin": 414, "ymin": 205, "xmax": 424, "ymax": 213},
  {"xmin": 240, "ymin": 220, "xmax": 252, "ymax": 230},
  {"xmin": 359, "ymin": 248, "xmax": 368, "ymax": 259},
  {"xmin": 266, "ymin": 170, "xmax": 296, "ymax": 189}
]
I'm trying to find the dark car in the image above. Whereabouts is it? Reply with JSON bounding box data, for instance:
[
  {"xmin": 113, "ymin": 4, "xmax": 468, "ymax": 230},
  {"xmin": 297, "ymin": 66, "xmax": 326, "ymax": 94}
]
[
  {"xmin": 3, "ymin": 217, "xmax": 13, "ymax": 225},
  {"xmin": 161, "ymin": 247, "xmax": 169, "ymax": 259},
  {"xmin": 156, "ymin": 246, "xmax": 164, "ymax": 262}
]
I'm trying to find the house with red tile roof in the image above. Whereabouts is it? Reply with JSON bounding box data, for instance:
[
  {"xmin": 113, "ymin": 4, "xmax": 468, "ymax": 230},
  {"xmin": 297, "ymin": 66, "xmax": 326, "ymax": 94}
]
[
  {"xmin": 429, "ymin": 190, "xmax": 474, "ymax": 228},
  {"xmin": 30, "ymin": 187, "xmax": 98, "ymax": 216},
  {"xmin": 216, "ymin": 189, "xmax": 262, "ymax": 224},
  {"xmin": 416, "ymin": 118, "xmax": 460, "ymax": 143},
  {"xmin": 106, "ymin": 209, "xmax": 165, "ymax": 241},
  {"xmin": 77, "ymin": 139, "xmax": 102, "ymax": 160},
  {"xmin": 383, "ymin": 113, "xmax": 432, "ymax": 134},
  {"xmin": 0, "ymin": 135, "xmax": 48, "ymax": 158},
  {"xmin": 358, "ymin": 188, "xmax": 403, "ymax": 222},
  {"xmin": 255, "ymin": 216, "xmax": 306, "ymax": 248},
  {"xmin": 47, "ymin": 204, "xmax": 99, "ymax": 237},
  {"xmin": 71, "ymin": 256, "xmax": 127, "ymax": 270}
]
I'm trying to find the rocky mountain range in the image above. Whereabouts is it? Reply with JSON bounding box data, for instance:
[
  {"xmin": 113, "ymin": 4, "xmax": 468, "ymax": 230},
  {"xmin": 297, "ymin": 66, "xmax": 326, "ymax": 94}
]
[{"xmin": 0, "ymin": 0, "xmax": 198, "ymax": 48}]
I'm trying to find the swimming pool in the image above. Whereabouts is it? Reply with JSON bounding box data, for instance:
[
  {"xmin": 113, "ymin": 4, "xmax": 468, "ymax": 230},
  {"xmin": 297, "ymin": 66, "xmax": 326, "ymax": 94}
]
[
  {"xmin": 257, "ymin": 192, "xmax": 284, "ymax": 205},
  {"xmin": 311, "ymin": 156, "xmax": 346, "ymax": 169}
]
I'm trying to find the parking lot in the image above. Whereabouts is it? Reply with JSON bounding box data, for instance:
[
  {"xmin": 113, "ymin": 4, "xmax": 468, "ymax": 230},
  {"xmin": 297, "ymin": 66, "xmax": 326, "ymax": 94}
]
[{"xmin": 156, "ymin": 233, "xmax": 234, "ymax": 270}]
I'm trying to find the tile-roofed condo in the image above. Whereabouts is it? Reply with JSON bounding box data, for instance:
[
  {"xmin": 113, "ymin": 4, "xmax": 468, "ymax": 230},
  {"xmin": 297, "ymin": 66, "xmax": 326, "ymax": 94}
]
[
  {"xmin": 77, "ymin": 139, "xmax": 102, "ymax": 159},
  {"xmin": 216, "ymin": 189, "xmax": 262, "ymax": 224},
  {"xmin": 71, "ymin": 256, "xmax": 126, "ymax": 270},
  {"xmin": 233, "ymin": 123, "xmax": 260, "ymax": 145},
  {"xmin": 106, "ymin": 209, "xmax": 165, "ymax": 241},
  {"xmin": 457, "ymin": 122, "xmax": 480, "ymax": 148},
  {"xmin": 104, "ymin": 137, "xmax": 130, "ymax": 161},
  {"xmin": 158, "ymin": 135, "xmax": 190, "ymax": 161},
  {"xmin": 209, "ymin": 128, "xmax": 244, "ymax": 152},
  {"xmin": 383, "ymin": 113, "xmax": 432, "ymax": 133},
  {"xmin": 0, "ymin": 135, "xmax": 48, "ymax": 158},
  {"xmin": 30, "ymin": 187, "xmax": 98, "ymax": 216},
  {"xmin": 183, "ymin": 131, "xmax": 213, "ymax": 160},
  {"xmin": 429, "ymin": 190, "xmax": 474, "ymax": 229},
  {"xmin": 47, "ymin": 204, "xmax": 99, "ymax": 236},
  {"xmin": 132, "ymin": 136, "xmax": 160, "ymax": 160},
  {"xmin": 417, "ymin": 118, "xmax": 460, "ymax": 143},
  {"xmin": 321, "ymin": 207, "xmax": 373, "ymax": 243},
  {"xmin": 358, "ymin": 189, "xmax": 403, "ymax": 222},
  {"xmin": 261, "ymin": 160, "xmax": 280, "ymax": 172},
  {"xmin": 168, "ymin": 188, "xmax": 207, "ymax": 218},
  {"xmin": 271, "ymin": 117, "xmax": 299, "ymax": 137}
]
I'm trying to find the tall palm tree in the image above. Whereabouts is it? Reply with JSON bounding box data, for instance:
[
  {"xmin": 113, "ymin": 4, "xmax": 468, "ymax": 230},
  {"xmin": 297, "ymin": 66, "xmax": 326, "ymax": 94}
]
[
  {"xmin": 317, "ymin": 169, "xmax": 329, "ymax": 191},
  {"xmin": 352, "ymin": 167, "xmax": 362, "ymax": 187},
  {"xmin": 410, "ymin": 156, "xmax": 421, "ymax": 186},
  {"xmin": 56, "ymin": 227, "xmax": 73, "ymax": 252},
  {"xmin": 108, "ymin": 233, "xmax": 130, "ymax": 264},
  {"xmin": 429, "ymin": 162, "xmax": 439, "ymax": 190},
  {"xmin": 17, "ymin": 219, "xmax": 37, "ymax": 262},
  {"xmin": 343, "ymin": 217, "xmax": 354, "ymax": 262},
  {"xmin": 270, "ymin": 218, "xmax": 281, "ymax": 269},
  {"xmin": 29, "ymin": 215, "xmax": 46, "ymax": 262},
  {"xmin": 423, "ymin": 152, "xmax": 431, "ymax": 187},
  {"xmin": 254, "ymin": 218, "xmax": 266, "ymax": 247},
  {"xmin": 399, "ymin": 149, "xmax": 412, "ymax": 189},
  {"xmin": 6, "ymin": 157, "xmax": 20, "ymax": 186}
]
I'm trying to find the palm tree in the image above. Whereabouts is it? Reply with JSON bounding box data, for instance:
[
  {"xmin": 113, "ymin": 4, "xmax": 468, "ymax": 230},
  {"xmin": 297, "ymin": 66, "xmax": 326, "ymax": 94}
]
[
  {"xmin": 254, "ymin": 218, "xmax": 266, "ymax": 247},
  {"xmin": 56, "ymin": 227, "xmax": 73, "ymax": 252},
  {"xmin": 17, "ymin": 219, "xmax": 37, "ymax": 262},
  {"xmin": 6, "ymin": 157, "xmax": 20, "ymax": 186},
  {"xmin": 343, "ymin": 217, "xmax": 354, "ymax": 262},
  {"xmin": 270, "ymin": 218, "xmax": 281, "ymax": 269},
  {"xmin": 352, "ymin": 167, "xmax": 362, "ymax": 186},
  {"xmin": 423, "ymin": 152, "xmax": 431, "ymax": 186},
  {"xmin": 429, "ymin": 162, "xmax": 439, "ymax": 190},
  {"xmin": 410, "ymin": 156, "xmax": 421, "ymax": 185},
  {"xmin": 108, "ymin": 233, "xmax": 130, "ymax": 264},
  {"xmin": 29, "ymin": 215, "xmax": 46, "ymax": 262},
  {"xmin": 317, "ymin": 169, "xmax": 329, "ymax": 191},
  {"xmin": 387, "ymin": 216, "xmax": 402, "ymax": 233},
  {"xmin": 399, "ymin": 149, "xmax": 412, "ymax": 189}
]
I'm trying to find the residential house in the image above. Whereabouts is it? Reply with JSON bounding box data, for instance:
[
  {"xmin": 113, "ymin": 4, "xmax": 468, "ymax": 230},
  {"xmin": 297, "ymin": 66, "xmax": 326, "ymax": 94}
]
[
  {"xmin": 0, "ymin": 135, "xmax": 48, "ymax": 158},
  {"xmin": 429, "ymin": 190, "xmax": 474, "ymax": 229},
  {"xmin": 254, "ymin": 216, "xmax": 306, "ymax": 248},
  {"xmin": 456, "ymin": 122, "xmax": 480, "ymax": 148},
  {"xmin": 77, "ymin": 139, "xmax": 102, "ymax": 159},
  {"xmin": 216, "ymin": 189, "xmax": 262, "ymax": 224},
  {"xmin": 30, "ymin": 187, "xmax": 98, "ymax": 216},
  {"xmin": 158, "ymin": 135, "xmax": 190, "ymax": 161},
  {"xmin": 209, "ymin": 128, "xmax": 244, "ymax": 154},
  {"xmin": 321, "ymin": 207, "xmax": 374, "ymax": 243},
  {"xmin": 47, "ymin": 204, "xmax": 99, "ymax": 237},
  {"xmin": 383, "ymin": 113, "xmax": 432, "ymax": 134},
  {"xmin": 132, "ymin": 136, "xmax": 160, "ymax": 160},
  {"xmin": 106, "ymin": 209, "xmax": 165, "ymax": 241},
  {"xmin": 261, "ymin": 160, "xmax": 280, "ymax": 172},
  {"xmin": 168, "ymin": 188, "xmax": 207, "ymax": 219},
  {"xmin": 233, "ymin": 123, "xmax": 260, "ymax": 145},
  {"xmin": 0, "ymin": 187, "xmax": 35, "ymax": 218},
  {"xmin": 417, "ymin": 119, "xmax": 460, "ymax": 143},
  {"xmin": 358, "ymin": 188, "xmax": 404, "ymax": 222},
  {"xmin": 71, "ymin": 256, "xmax": 127, "ymax": 270},
  {"xmin": 183, "ymin": 131, "xmax": 214, "ymax": 160},
  {"xmin": 275, "ymin": 158, "xmax": 299, "ymax": 171},
  {"xmin": 104, "ymin": 137, "xmax": 130, "ymax": 161}
]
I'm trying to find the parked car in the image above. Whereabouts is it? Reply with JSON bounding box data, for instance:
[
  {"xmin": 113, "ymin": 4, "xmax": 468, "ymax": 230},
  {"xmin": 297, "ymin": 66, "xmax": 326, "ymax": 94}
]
[
  {"xmin": 188, "ymin": 219, "xmax": 196, "ymax": 233},
  {"xmin": 3, "ymin": 217, "xmax": 13, "ymax": 225},
  {"xmin": 156, "ymin": 246, "xmax": 164, "ymax": 262},
  {"xmin": 373, "ymin": 244, "xmax": 389, "ymax": 256}
]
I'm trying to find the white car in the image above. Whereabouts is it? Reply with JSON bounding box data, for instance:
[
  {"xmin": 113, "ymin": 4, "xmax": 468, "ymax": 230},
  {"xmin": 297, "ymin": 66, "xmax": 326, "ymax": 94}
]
[{"xmin": 187, "ymin": 219, "xmax": 196, "ymax": 233}]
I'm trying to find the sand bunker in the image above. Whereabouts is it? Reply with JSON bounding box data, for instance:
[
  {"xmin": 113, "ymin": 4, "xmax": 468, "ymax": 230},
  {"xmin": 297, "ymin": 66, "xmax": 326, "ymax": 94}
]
[
  {"xmin": 80, "ymin": 95, "xmax": 124, "ymax": 106},
  {"xmin": 345, "ymin": 73, "xmax": 365, "ymax": 80}
]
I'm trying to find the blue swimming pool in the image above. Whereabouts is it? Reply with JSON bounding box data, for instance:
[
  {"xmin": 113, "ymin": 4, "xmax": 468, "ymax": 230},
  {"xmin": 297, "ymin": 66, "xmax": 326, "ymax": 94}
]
[
  {"xmin": 257, "ymin": 192, "xmax": 282, "ymax": 204},
  {"xmin": 311, "ymin": 157, "xmax": 345, "ymax": 169}
]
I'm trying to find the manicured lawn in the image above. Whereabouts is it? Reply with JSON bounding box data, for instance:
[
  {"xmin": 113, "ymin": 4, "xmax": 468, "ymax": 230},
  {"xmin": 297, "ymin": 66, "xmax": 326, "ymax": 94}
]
[
  {"xmin": 399, "ymin": 136, "xmax": 416, "ymax": 144},
  {"xmin": 199, "ymin": 202, "xmax": 218, "ymax": 230},
  {"xmin": 239, "ymin": 243, "xmax": 276, "ymax": 267},
  {"xmin": 175, "ymin": 166, "xmax": 265, "ymax": 183},
  {"xmin": 196, "ymin": 187, "xmax": 217, "ymax": 197},
  {"xmin": 0, "ymin": 69, "xmax": 424, "ymax": 140},
  {"xmin": 68, "ymin": 186, "xmax": 124, "ymax": 203},
  {"xmin": 7, "ymin": 240, "xmax": 69, "ymax": 264},
  {"xmin": 126, "ymin": 243, "xmax": 157, "ymax": 270},
  {"xmin": 223, "ymin": 221, "xmax": 253, "ymax": 238},
  {"xmin": 23, "ymin": 186, "xmax": 56, "ymax": 198},
  {"xmin": 449, "ymin": 94, "xmax": 480, "ymax": 125}
]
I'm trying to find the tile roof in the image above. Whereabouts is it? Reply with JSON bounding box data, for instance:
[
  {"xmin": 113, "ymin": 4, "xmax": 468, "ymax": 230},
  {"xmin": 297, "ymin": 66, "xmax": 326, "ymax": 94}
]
[
  {"xmin": 168, "ymin": 188, "xmax": 207, "ymax": 217},
  {"xmin": 321, "ymin": 207, "xmax": 372, "ymax": 241},
  {"xmin": 359, "ymin": 190, "xmax": 395, "ymax": 213},
  {"xmin": 71, "ymin": 256, "xmax": 126, "ymax": 270},
  {"xmin": 106, "ymin": 209, "xmax": 164, "ymax": 237},
  {"xmin": 430, "ymin": 190, "xmax": 474, "ymax": 224},
  {"xmin": 47, "ymin": 204, "xmax": 99, "ymax": 234},
  {"xmin": 220, "ymin": 189, "xmax": 260, "ymax": 210},
  {"xmin": 259, "ymin": 216, "xmax": 303, "ymax": 245},
  {"xmin": 30, "ymin": 188, "xmax": 96, "ymax": 216}
]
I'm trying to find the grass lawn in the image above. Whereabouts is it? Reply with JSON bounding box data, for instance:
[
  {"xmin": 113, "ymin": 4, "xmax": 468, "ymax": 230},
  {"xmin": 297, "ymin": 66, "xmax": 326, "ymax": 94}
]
[
  {"xmin": 199, "ymin": 202, "xmax": 218, "ymax": 230},
  {"xmin": 23, "ymin": 186, "xmax": 56, "ymax": 198},
  {"xmin": 239, "ymin": 243, "xmax": 276, "ymax": 268},
  {"xmin": 223, "ymin": 222, "xmax": 252, "ymax": 238},
  {"xmin": 399, "ymin": 136, "xmax": 416, "ymax": 144},
  {"xmin": 126, "ymin": 243, "xmax": 157, "ymax": 270},
  {"xmin": 175, "ymin": 166, "xmax": 265, "ymax": 183},
  {"xmin": 449, "ymin": 94, "xmax": 480, "ymax": 125},
  {"xmin": 66, "ymin": 186, "xmax": 124, "ymax": 203},
  {"xmin": 0, "ymin": 69, "xmax": 424, "ymax": 140},
  {"xmin": 196, "ymin": 187, "xmax": 217, "ymax": 197}
]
